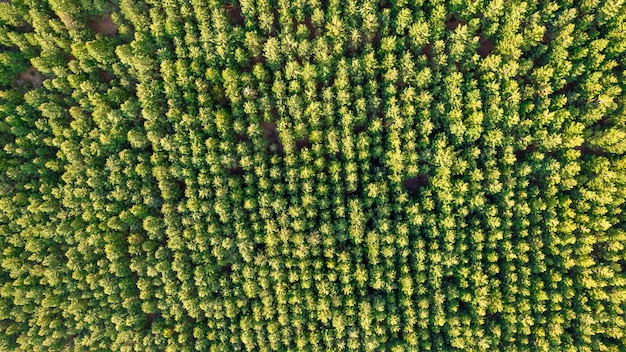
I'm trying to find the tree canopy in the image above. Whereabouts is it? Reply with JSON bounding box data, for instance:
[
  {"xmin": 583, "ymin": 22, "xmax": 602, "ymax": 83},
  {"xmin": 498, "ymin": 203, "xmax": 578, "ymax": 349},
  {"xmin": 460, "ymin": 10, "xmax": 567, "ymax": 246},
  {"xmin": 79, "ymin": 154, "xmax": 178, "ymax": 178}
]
[{"xmin": 1, "ymin": 0, "xmax": 626, "ymax": 351}]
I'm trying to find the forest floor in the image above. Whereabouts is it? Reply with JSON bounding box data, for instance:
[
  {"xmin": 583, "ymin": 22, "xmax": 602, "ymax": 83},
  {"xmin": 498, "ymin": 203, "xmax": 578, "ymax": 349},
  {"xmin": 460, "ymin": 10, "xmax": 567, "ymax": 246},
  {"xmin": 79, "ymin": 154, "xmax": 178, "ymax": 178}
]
[
  {"xmin": 18, "ymin": 67, "xmax": 43, "ymax": 88},
  {"xmin": 88, "ymin": 14, "xmax": 117, "ymax": 36}
]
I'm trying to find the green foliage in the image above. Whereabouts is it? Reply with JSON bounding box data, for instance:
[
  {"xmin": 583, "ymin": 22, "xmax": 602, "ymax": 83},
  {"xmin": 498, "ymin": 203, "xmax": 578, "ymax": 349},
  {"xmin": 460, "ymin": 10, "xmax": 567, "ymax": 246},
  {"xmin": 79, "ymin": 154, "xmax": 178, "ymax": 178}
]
[{"xmin": 1, "ymin": 0, "xmax": 626, "ymax": 351}]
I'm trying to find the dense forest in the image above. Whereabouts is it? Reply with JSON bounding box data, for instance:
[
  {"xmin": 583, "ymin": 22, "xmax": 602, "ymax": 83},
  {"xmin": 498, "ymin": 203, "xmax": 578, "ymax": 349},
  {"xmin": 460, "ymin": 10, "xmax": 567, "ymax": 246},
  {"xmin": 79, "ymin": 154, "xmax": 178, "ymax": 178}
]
[{"xmin": 1, "ymin": 0, "xmax": 626, "ymax": 350}]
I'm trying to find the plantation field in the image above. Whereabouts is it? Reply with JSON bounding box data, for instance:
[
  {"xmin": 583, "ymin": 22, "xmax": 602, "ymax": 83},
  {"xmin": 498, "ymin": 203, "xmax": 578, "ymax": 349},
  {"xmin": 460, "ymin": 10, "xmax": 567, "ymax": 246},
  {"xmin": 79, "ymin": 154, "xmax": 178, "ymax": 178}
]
[{"xmin": 1, "ymin": 0, "xmax": 626, "ymax": 351}]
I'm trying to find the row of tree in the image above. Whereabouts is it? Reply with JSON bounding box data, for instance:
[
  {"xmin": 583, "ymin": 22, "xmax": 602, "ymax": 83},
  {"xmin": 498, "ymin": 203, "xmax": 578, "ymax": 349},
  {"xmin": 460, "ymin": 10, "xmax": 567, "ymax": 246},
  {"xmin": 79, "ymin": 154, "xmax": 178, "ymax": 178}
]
[{"xmin": 0, "ymin": 0, "xmax": 625, "ymax": 350}]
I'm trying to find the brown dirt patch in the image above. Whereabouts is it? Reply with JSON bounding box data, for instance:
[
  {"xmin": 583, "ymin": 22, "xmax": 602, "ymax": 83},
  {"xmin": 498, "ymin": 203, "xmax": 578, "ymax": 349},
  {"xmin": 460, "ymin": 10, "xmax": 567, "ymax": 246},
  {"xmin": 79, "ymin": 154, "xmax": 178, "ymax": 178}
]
[
  {"xmin": 261, "ymin": 121, "xmax": 284, "ymax": 154},
  {"xmin": 420, "ymin": 43, "xmax": 432, "ymax": 58},
  {"xmin": 16, "ymin": 22, "xmax": 34, "ymax": 33},
  {"xmin": 223, "ymin": 3, "xmax": 244, "ymax": 26},
  {"xmin": 514, "ymin": 143, "xmax": 536, "ymax": 161},
  {"xmin": 234, "ymin": 132, "xmax": 249, "ymax": 142},
  {"xmin": 18, "ymin": 66, "xmax": 44, "ymax": 88},
  {"xmin": 88, "ymin": 14, "xmax": 117, "ymax": 36},
  {"xmin": 99, "ymin": 69, "xmax": 114, "ymax": 82},
  {"xmin": 542, "ymin": 30, "xmax": 554, "ymax": 44},
  {"xmin": 146, "ymin": 312, "xmax": 160, "ymax": 328},
  {"xmin": 295, "ymin": 138, "xmax": 311, "ymax": 150},
  {"xmin": 403, "ymin": 174, "xmax": 429, "ymax": 194},
  {"xmin": 228, "ymin": 165, "xmax": 245, "ymax": 176},
  {"xmin": 261, "ymin": 121, "xmax": 279, "ymax": 143},
  {"xmin": 445, "ymin": 15, "xmax": 466, "ymax": 30},
  {"xmin": 554, "ymin": 82, "xmax": 574, "ymax": 96},
  {"xmin": 304, "ymin": 16, "xmax": 316, "ymax": 39},
  {"xmin": 478, "ymin": 38, "xmax": 494, "ymax": 58},
  {"xmin": 353, "ymin": 124, "xmax": 368, "ymax": 134},
  {"xmin": 220, "ymin": 263, "xmax": 233, "ymax": 273},
  {"xmin": 574, "ymin": 144, "xmax": 607, "ymax": 157}
]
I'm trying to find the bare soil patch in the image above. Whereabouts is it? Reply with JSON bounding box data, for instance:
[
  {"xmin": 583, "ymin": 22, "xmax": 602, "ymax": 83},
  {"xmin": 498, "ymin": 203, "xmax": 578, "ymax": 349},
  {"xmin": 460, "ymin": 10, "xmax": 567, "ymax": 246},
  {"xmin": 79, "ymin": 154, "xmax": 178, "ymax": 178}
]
[
  {"xmin": 304, "ymin": 16, "xmax": 316, "ymax": 39},
  {"xmin": 514, "ymin": 143, "xmax": 536, "ymax": 161},
  {"xmin": 478, "ymin": 38, "xmax": 494, "ymax": 58},
  {"xmin": 295, "ymin": 138, "xmax": 311, "ymax": 150},
  {"xmin": 228, "ymin": 165, "xmax": 245, "ymax": 176},
  {"xmin": 261, "ymin": 121, "xmax": 284, "ymax": 154},
  {"xmin": 420, "ymin": 43, "xmax": 432, "ymax": 58},
  {"xmin": 223, "ymin": 3, "xmax": 244, "ymax": 26},
  {"xmin": 234, "ymin": 132, "xmax": 249, "ymax": 142},
  {"xmin": 261, "ymin": 121, "xmax": 279, "ymax": 143},
  {"xmin": 88, "ymin": 14, "xmax": 117, "ymax": 36},
  {"xmin": 16, "ymin": 22, "xmax": 34, "ymax": 33},
  {"xmin": 353, "ymin": 123, "xmax": 368, "ymax": 134},
  {"xmin": 146, "ymin": 312, "xmax": 160, "ymax": 328},
  {"xmin": 403, "ymin": 174, "xmax": 429, "ymax": 195},
  {"xmin": 554, "ymin": 82, "xmax": 574, "ymax": 96},
  {"xmin": 542, "ymin": 30, "xmax": 554, "ymax": 44},
  {"xmin": 99, "ymin": 69, "xmax": 114, "ymax": 82},
  {"xmin": 445, "ymin": 15, "xmax": 465, "ymax": 30},
  {"xmin": 18, "ymin": 66, "xmax": 44, "ymax": 88},
  {"xmin": 574, "ymin": 144, "xmax": 607, "ymax": 157}
]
